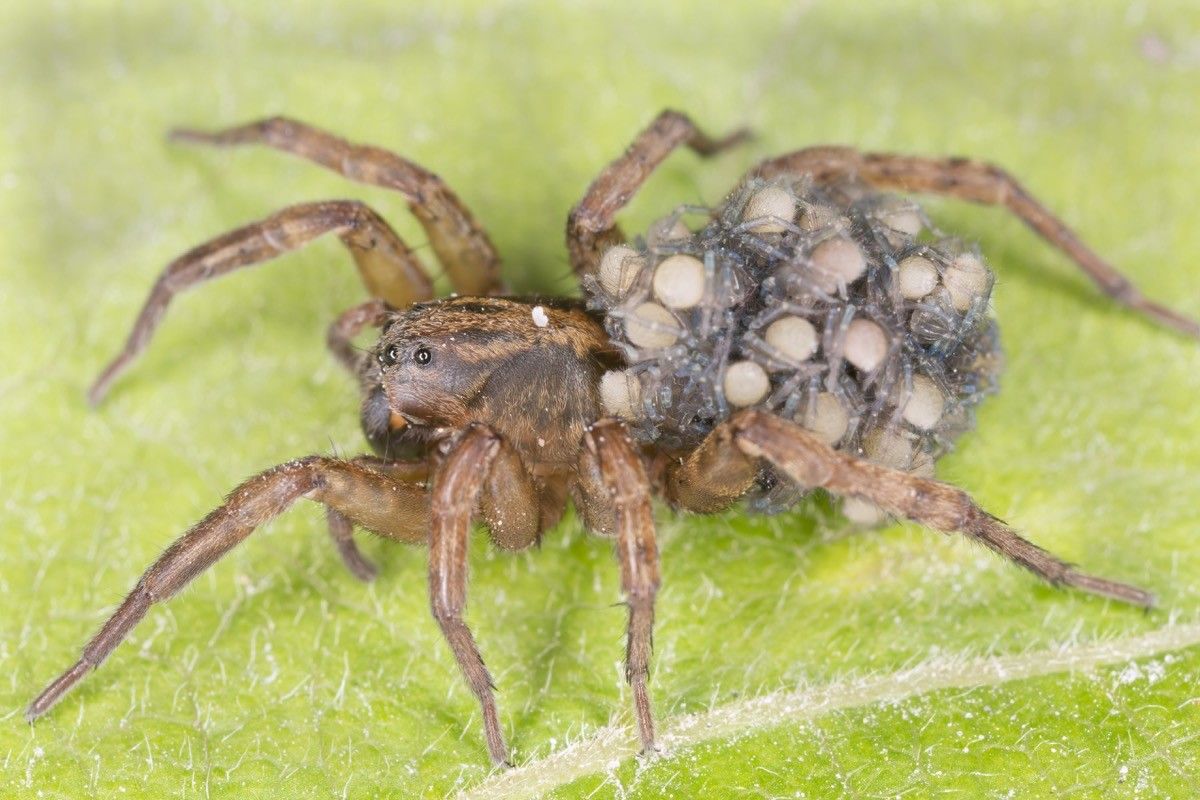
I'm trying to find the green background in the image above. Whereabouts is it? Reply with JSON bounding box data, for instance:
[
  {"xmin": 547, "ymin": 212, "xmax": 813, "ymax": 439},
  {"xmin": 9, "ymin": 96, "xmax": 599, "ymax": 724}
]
[{"xmin": 3, "ymin": 1, "xmax": 1199, "ymax": 798}]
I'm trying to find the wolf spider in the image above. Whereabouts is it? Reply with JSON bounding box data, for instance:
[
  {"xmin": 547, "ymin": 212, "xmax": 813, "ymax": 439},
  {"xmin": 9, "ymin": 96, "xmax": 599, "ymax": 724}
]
[{"xmin": 27, "ymin": 110, "xmax": 1195, "ymax": 766}]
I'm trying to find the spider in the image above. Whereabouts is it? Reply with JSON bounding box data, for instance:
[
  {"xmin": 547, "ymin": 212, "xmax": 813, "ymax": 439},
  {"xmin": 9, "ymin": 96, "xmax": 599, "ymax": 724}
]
[{"xmin": 26, "ymin": 110, "xmax": 1197, "ymax": 766}]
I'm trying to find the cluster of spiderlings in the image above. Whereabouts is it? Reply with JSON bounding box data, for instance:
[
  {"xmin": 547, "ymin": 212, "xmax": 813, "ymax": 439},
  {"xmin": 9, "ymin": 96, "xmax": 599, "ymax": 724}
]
[{"xmin": 582, "ymin": 176, "xmax": 1005, "ymax": 518}]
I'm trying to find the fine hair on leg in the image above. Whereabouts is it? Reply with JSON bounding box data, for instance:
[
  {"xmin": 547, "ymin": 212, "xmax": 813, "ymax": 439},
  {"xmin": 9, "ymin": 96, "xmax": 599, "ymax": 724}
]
[
  {"xmin": 730, "ymin": 410, "xmax": 1153, "ymax": 607},
  {"xmin": 90, "ymin": 200, "xmax": 432, "ymax": 404},
  {"xmin": 567, "ymin": 109, "xmax": 752, "ymax": 276},
  {"xmin": 427, "ymin": 424, "xmax": 511, "ymax": 765},
  {"xmin": 26, "ymin": 456, "xmax": 428, "ymax": 721},
  {"xmin": 748, "ymin": 147, "xmax": 1200, "ymax": 339},
  {"xmin": 584, "ymin": 419, "xmax": 662, "ymax": 753},
  {"xmin": 170, "ymin": 116, "xmax": 505, "ymax": 297}
]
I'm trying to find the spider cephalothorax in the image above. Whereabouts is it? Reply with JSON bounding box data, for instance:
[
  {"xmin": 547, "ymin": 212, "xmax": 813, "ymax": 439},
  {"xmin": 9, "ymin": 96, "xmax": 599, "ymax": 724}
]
[
  {"xmin": 371, "ymin": 296, "xmax": 616, "ymax": 463},
  {"xmin": 28, "ymin": 111, "xmax": 1196, "ymax": 767}
]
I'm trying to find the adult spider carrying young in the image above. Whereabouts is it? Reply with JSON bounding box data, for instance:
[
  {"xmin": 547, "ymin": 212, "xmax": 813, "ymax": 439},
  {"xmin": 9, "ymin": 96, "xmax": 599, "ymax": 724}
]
[{"xmin": 26, "ymin": 110, "xmax": 1196, "ymax": 766}]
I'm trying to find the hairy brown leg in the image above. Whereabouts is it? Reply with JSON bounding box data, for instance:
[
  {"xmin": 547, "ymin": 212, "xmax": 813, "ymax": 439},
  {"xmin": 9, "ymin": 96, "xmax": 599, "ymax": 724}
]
[
  {"xmin": 325, "ymin": 299, "xmax": 419, "ymax": 462},
  {"xmin": 90, "ymin": 200, "xmax": 433, "ymax": 404},
  {"xmin": 26, "ymin": 456, "xmax": 430, "ymax": 722},
  {"xmin": 353, "ymin": 454, "xmax": 430, "ymax": 485},
  {"xmin": 324, "ymin": 453, "xmax": 432, "ymax": 582},
  {"xmin": 327, "ymin": 298, "xmax": 391, "ymax": 373},
  {"xmin": 750, "ymin": 147, "xmax": 1200, "ymax": 339},
  {"xmin": 171, "ymin": 116, "xmax": 503, "ymax": 297},
  {"xmin": 428, "ymin": 425, "xmax": 510, "ymax": 765},
  {"xmin": 725, "ymin": 410, "xmax": 1153, "ymax": 607},
  {"xmin": 582, "ymin": 420, "xmax": 662, "ymax": 753},
  {"xmin": 567, "ymin": 109, "xmax": 751, "ymax": 275},
  {"xmin": 660, "ymin": 422, "xmax": 758, "ymax": 514},
  {"xmin": 326, "ymin": 508, "xmax": 379, "ymax": 582},
  {"xmin": 479, "ymin": 437, "xmax": 542, "ymax": 551}
]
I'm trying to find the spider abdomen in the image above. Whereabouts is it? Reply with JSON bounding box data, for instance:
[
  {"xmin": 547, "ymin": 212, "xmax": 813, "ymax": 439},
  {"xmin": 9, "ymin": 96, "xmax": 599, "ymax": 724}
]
[{"xmin": 586, "ymin": 177, "xmax": 1004, "ymax": 511}]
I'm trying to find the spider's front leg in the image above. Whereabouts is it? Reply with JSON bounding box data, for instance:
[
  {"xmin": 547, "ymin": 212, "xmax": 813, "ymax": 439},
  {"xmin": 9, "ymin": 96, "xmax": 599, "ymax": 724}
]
[
  {"xmin": 90, "ymin": 199, "xmax": 433, "ymax": 404},
  {"xmin": 171, "ymin": 116, "xmax": 503, "ymax": 296},
  {"xmin": 26, "ymin": 456, "xmax": 429, "ymax": 722},
  {"xmin": 94, "ymin": 116, "xmax": 507, "ymax": 403},
  {"xmin": 325, "ymin": 454, "xmax": 431, "ymax": 582},
  {"xmin": 581, "ymin": 419, "xmax": 662, "ymax": 753},
  {"xmin": 426, "ymin": 422, "xmax": 547, "ymax": 765}
]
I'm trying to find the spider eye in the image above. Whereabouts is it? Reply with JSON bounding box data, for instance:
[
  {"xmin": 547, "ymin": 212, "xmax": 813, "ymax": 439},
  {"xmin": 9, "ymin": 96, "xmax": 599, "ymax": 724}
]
[
  {"xmin": 379, "ymin": 344, "xmax": 401, "ymax": 367},
  {"xmin": 414, "ymin": 346, "xmax": 432, "ymax": 366}
]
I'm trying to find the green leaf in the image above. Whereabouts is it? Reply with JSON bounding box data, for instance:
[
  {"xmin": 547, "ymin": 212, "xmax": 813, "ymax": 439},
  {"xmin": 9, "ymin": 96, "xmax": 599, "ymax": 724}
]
[{"xmin": 3, "ymin": 1, "xmax": 1199, "ymax": 798}]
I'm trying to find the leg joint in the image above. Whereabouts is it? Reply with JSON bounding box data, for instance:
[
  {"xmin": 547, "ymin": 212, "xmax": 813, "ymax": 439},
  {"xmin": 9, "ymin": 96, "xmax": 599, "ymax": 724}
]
[
  {"xmin": 260, "ymin": 115, "xmax": 301, "ymax": 143},
  {"xmin": 430, "ymin": 602, "xmax": 460, "ymax": 627}
]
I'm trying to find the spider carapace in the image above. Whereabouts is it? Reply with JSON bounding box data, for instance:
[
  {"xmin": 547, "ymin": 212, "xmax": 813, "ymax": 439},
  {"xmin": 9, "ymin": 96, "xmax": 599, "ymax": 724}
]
[{"xmin": 27, "ymin": 111, "xmax": 1197, "ymax": 766}]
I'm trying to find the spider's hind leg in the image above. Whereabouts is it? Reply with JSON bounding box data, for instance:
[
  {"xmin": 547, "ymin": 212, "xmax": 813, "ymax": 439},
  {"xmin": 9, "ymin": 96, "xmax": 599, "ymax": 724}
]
[
  {"xmin": 567, "ymin": 109, "xmax": 752, "ymax": 276},
  {"xmin": 748, "ymin": 146, "xmax": 1200, "ymax": 339},
  {"xmin": 728, "ymin": 410, "xmax": 1153, "ymax": 607}
]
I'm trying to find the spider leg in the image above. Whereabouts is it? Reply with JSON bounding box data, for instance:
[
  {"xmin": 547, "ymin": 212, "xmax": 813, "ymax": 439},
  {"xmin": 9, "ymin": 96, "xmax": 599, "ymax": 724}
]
[
  {"xmin": 90, "ymin": 200, "xmax": 433, "ymax": 404},
  {"xmin": 567, "ymin": 109, "xmax": 751, "ymax": 276},
  {"xmin": 582, "ymin": 420, "xmax": 662, "ymax": 753},
  {"xmin": 26, "ymin": 456, "xmax": 429, "ymax": 722},
  {"xmin": 427, "ymin": 424, "xmax": 510, "ymax": 765},
  {"xmin": 750, "ymin": 148, "xmax": 1200, "ymax": 339},
  {"xmin": 327, "ymin": 298, "xmax": 391, "ymax": 373},
  {"xmin": 426, "ymin": 427, "xmax": 542, "ymax": 764},
  {"xmin": 660, "ymin": 420, "xmax": 758, "ymax": 513},
  {"xmin": 326, "ymin": 508, "xmax": 379, "ymax": 582},
  {"xmin": 170, "ymin": 116, "xmax": 503, "ymax": 297},
  {"xmin": 478, "ymin": 436, "xmax": 542, "ymax": 551},
  {"xmin": 324, "ymin": 454, "xmax": 432, "ymax": 582},
  {"xmin": 324, "ymin": 299, "xmax": 423, "ymax": 462},
  {"xmin": 725, "ymin": 410, "xmax": 1153, "ymax": 607}
]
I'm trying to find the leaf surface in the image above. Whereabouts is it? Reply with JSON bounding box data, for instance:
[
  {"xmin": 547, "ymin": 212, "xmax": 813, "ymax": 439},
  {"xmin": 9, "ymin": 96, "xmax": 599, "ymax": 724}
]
[{"xmin": 2, "ymin": 2, "xmax": 1199, "ymax": 798}]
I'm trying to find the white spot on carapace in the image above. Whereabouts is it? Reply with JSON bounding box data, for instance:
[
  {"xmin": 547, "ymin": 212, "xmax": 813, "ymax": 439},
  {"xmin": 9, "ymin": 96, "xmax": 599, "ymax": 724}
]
[{"xmin": 531, "ymin": 305, "xmax": 549, "ymax": 327}]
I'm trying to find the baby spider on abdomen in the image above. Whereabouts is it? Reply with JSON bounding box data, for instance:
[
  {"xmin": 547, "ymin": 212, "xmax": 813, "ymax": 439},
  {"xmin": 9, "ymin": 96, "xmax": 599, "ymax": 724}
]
[{"xmin": 27, "ymin": 110, "xmax": 1195, "ymax": 766}]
